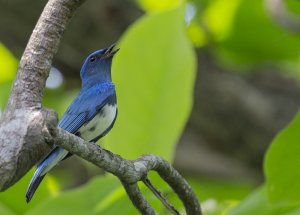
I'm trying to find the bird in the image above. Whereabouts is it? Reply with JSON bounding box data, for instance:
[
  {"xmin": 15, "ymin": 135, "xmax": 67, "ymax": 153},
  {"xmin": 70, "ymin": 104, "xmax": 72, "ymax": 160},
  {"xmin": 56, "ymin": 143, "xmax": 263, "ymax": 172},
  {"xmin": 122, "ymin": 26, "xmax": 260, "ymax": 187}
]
[{"xmin": 25, "ymin": 44, "xmax": 119, "ymax": 203}]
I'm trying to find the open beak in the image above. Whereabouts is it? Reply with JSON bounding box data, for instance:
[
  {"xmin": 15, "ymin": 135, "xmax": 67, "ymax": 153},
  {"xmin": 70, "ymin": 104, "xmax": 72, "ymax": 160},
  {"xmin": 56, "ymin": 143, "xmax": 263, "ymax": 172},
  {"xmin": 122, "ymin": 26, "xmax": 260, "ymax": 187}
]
[{"xmin": 102, "ymin": 43, "xmax": 120, "ymax": 59}]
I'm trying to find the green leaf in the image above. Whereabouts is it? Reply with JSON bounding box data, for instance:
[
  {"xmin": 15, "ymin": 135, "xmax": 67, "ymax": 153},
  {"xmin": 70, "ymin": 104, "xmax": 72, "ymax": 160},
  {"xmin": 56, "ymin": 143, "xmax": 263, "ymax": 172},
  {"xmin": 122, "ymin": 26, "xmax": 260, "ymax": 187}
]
[
  {"xmin": 24, "ymin": 175, "xmax": 170, "ymax": 215},
  {"xmin": 0, "ymin": 82, "xmax": 12, "ymax": 109},
  {"xmin": 265, "ymin": 110, "xmax": 300, "ymax": 207},
  {"xmin": 105, "ymin": 3, "xmax": 196, "ymax": 161},
  {"xmin": 25, "ymin": 175, "xmax": 132, "ymax": 215},
  {"xmin": 0, "ymin": 202, "xmax": 17, "ymax": 215},
  {"xmin": 0, "ymin": 43, "xmax": 18, "ymax": 109},
  {"xmin": 0, "ymin": 42, "xmax": 17, "ymax": 84},
  {"xmin": 286, "ymin": 208, "xmax": 300, "ymax": 215},
  {"xmin": 187, "ymin": 178, "xmax": 253, "ymax": 202},
  {"xmin": 0, "ymin": 169, "xmax": 54, "ymax": 214},
  {"xmin": 216, "ymin": 0, "xmax": 300, "ymax": 65},
  {"xmin": 137, "ymin": 0, "xmax": 183, "ymax": 12},
  {"xmin": 285, "ymin": 0, "xmax": 300, "ymax": 16},
  {"xmin": 202, "ymin": 0, "xmax": 242, "ymax": 41},
  {"xmin": 229, "ymin": 186, "xmax": 295, "ymax": 215}
]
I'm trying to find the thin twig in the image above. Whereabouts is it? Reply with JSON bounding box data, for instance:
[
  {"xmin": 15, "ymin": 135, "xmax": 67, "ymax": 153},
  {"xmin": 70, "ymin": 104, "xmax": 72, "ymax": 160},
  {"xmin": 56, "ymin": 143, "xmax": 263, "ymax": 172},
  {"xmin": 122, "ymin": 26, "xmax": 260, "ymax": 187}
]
[
  {"xmin": 121, "ymin": 181, "xmax": 157, "ymax": 215},
  {"xmin": 143, "ymin": 177, "xmax": 180, "ymax": 215}
]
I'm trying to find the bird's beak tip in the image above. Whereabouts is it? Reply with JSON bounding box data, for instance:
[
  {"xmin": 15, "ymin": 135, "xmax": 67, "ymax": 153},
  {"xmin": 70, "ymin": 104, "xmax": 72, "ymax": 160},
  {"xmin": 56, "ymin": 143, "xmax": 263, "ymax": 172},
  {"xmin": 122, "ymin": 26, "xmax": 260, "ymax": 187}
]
[
  {"xmin": 111, "ymin": 48, "xmax": 120, "ymax": 56},
  {"xmin": 103, "ymin": 43, "xmax": 120, "ymax": 58}
]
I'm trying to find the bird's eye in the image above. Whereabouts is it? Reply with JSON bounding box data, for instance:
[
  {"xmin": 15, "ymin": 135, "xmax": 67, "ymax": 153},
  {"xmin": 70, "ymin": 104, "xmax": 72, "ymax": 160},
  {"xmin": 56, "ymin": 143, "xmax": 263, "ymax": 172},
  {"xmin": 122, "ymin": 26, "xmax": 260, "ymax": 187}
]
[{"xmin": 90, "ymin": 56, "xmax": 96, "ymax": 62}]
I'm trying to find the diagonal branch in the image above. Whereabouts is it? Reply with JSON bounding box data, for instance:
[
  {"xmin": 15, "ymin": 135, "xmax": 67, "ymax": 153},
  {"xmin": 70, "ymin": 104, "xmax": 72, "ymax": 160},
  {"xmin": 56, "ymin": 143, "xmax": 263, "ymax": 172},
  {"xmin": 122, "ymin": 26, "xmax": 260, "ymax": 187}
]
[
  {"xmin": 121, "ymin": 182, "xmax": 157, "ymax": 215},
  {"xmin": 142, "ymin": 177, "xmax": 180, "ymax": 215},
  {"xmin": 0, "ymin": 0, "xmax": 86, "ymax": 191},
  {"xmin": 265, "ymin": 0, "xmax": 300, "ymax": 33},
  {"xmin": 51, "ymin": 128, "xmax": 202, "ymax": 214},
  {"xmin": 6, "ymin": 0, "xmax": 86, "ymax": 111}
]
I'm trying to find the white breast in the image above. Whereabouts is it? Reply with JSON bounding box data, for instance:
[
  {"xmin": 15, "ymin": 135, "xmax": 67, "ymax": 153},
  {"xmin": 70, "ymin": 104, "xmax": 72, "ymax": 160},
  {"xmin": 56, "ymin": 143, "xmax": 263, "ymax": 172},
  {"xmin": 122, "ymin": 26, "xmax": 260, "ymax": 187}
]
[{"xmin": 78, "ymin": 104, "xmax": 117, "ymax": 141}]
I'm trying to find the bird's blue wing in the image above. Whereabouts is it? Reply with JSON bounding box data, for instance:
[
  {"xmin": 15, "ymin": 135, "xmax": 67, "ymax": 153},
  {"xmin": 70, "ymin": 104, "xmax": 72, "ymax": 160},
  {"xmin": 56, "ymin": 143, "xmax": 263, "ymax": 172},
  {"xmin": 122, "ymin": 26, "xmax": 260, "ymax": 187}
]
[
  {"xmin": 58, "ymin": 112, "xmax": 87, "ymax": 134},
  {"xmin": 58, "ymin": 83, "xmax": 115, "ymax": 134}
]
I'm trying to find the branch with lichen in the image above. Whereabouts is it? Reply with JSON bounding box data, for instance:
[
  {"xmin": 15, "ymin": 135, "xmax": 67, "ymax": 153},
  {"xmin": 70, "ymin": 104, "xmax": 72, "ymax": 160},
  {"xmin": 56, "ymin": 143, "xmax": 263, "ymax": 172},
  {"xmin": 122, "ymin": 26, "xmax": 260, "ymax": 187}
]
[{"xmin": 0, "ymin": 0, "xmax": 202, "ymax": 214}]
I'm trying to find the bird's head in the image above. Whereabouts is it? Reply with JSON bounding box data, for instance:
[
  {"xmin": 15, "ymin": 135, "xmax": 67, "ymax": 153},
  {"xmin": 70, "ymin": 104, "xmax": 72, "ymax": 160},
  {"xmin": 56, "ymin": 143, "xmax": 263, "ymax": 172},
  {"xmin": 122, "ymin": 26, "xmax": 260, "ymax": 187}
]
[{"xmin": 80, "ymin": 44, "xmax": 119, "ymax": 88}]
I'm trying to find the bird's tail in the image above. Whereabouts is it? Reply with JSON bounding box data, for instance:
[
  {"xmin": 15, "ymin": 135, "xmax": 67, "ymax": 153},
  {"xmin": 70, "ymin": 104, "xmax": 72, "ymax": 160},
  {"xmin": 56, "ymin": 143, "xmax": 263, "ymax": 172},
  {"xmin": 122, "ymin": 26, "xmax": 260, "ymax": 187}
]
[
  {"xmin": 25, "ymin": 168, "xmax": 46, "ymax": 203},
  {"xmin": 26, "ymin": 147, "xmax": 68, "ymax": 203}
]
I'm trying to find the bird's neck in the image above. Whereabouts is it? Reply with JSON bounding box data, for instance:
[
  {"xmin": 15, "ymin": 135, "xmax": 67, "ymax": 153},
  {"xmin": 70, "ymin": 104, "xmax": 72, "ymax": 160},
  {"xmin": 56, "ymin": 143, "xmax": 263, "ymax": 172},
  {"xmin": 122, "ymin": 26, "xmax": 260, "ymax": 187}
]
[
  {"xmin": 81, "ymin": 82, "xmax": 114, "ymax": 96},
  {"xmin": 82, "ymin": 74, "xmax": 112, "ymax": 90}
]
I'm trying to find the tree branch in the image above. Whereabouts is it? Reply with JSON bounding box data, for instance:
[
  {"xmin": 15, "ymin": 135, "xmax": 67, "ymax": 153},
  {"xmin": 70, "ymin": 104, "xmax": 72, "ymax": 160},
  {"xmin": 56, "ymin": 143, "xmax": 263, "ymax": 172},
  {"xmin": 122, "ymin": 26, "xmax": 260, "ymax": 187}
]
[
  {"xmin": 142, "ymin": 177, "xmax": 180, "ymax": 215},
  {"xmin": 0, "ymin": 0, "xmax": 85, "ymax": 191},
  {"xmin": 121, "ymin": 182, "xmax": 156, "ymax": 215},
  {"xmin": 51, "ymin": 128, "xmax": 202, "ymax": 214},
  {"xmin": 265, "ymin": 0, "xmax": 300, "ymax": 33},
  {"xmin": 0, "ymin": 0, "xmax": 202, "ymax": 214}
]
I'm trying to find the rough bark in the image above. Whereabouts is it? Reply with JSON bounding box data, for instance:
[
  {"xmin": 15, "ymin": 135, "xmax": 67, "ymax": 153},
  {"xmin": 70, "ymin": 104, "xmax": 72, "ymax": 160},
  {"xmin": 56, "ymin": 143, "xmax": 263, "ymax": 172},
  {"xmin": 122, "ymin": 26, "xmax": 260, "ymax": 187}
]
[{"xmin": 0, "ymin": 0, "xmax": 87, "ymax": 191}]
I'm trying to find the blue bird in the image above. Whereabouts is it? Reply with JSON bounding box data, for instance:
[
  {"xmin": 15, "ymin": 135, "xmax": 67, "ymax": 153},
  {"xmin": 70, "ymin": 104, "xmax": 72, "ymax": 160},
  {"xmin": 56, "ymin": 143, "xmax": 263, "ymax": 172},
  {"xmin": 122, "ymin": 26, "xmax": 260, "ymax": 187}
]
[{"xmin": 26, "ymin": 44, "xmax": 119, "ymax": 203}]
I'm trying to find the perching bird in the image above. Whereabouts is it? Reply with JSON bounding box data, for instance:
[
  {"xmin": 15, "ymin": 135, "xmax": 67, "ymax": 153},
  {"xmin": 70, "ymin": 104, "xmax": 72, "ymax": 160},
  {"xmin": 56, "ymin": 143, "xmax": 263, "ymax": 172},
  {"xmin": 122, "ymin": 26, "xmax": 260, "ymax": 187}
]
[{"xmin": 26, "ymin": 44, "xmax": 119, "ymax": 203}]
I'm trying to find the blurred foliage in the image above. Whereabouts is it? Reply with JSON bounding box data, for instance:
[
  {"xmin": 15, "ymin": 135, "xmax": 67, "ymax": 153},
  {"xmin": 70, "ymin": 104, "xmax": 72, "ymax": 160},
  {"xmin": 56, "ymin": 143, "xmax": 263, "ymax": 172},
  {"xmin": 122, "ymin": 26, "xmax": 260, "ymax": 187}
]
[
  {"xmin": 187, "ymin": 22, "xmax": 207, "ymax": 47},
  {"xmin": 0, "ymin": 43, "xmax": 17, "ymax": 110},
  {"xmin": 24, "ymin": 176, "xmax": 132, "ymax": 215},
  {"xmin": 0, "ymin": 42, "xmax": 17, "ymax": 84},
  {"xmin": 217, "ymin": 0, "xmax": 300, "ymax": 66},
  {"xmin": 265, "ymin": 111, "xmax": 300, "ymax": 207},
  {"xmin": 0, "ymin": 170, "xmax": 57, "ymax": 214},
  {"xmin": 228, "ymin": 108, "xmax": 300, "ymax": 215},
  {"xmin": 105, "ymin": 2, "xmax": 195, "ymax": 161},
  {"xmin": 188, "ymin": 0, "xmax": 300, "ymax": 72},
  {"xmin": 286, "ymin": 0, "xmax": 300, "ymax": 15},
  {"xmin": 137, "ymin": 0, "xmax": 182, "ymax": 12},
  {"xmin": 228, "ymin": 186, "xmax": 300, "ymax": 215},
  {"xmin": 202, "ymin": 0, "xmax": 241, "ymax": 41},
  {"xmin": 1, "ymin": 0, "xmax": 300, "ymax": 214}
]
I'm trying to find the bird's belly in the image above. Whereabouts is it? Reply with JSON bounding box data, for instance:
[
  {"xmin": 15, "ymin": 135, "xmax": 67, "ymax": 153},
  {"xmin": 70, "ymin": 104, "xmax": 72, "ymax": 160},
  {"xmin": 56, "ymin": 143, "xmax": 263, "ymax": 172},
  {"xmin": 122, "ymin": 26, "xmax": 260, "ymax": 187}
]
[{"xmin": 78, "ymin": 104, "xmax": 117, "ymax": 141}]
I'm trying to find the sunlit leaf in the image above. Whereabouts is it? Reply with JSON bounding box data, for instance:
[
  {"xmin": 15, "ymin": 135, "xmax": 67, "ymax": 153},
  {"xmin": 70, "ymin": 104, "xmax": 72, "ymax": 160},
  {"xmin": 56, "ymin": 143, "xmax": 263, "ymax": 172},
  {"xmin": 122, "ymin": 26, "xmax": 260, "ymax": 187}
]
[
  {"xmin": 187, "ymin": 178, "xmax": 253, "ymax": 202},
  {"xmin": 0, "ymin": 169, "xmax": 53, "ymax": 214},
  {"xmin": 265, "ymin": 110, "xmax": 300, "ymax": 207},
  {"xmin": 217, "ymin": 0, "xmax": 300, "ymax": 65},
  {"xmin": 229, "ymin": 186, "xmax": 296, "ymax": 215},
  {"xmin": 137, "ymin": 0, "xmax": 182, "ymax": 12},
  {"xmin": 286, "ymin": 208, "xmax": 300, "ymax": 215},
  {"xmin": 105, "ymin": 2, "xmax": 196, "ymax": 162},
  {"xmin": 0, "ymin": 82, "xmax": 12, "ymax": 109},
  {"xmin": 187, "ymin": 22, "xmax": 207, "ymax": 47},
  {"xmin": 200, "ymin": 199, "xmax": 237, "ymax": 215},
  {"xmin": 46, "ymin": 175, "xmax": 60, "ymax": 197},
  {"xmin": 285, "ymin": 0, "xmax": 300, "ymax": 15},
  {"xmin": 94, "ymin": 185, "xmax": 126, "ymax": 213},
  {"xmin": 0, "ymin": 43, "xmax": 18, "ymax": 109},
  {"xmin": 25, "ymin": 175, "xmax": 126, "ymax": 215},
  {"xmin": 0, "ymin": 42, "xmax": 17, "ymax": 84},
  {"xmin": 202, "ymin": 0, "xmax": 241, "ymax": 41},
  {"xmin": 0, "ymin": 202, "xmax": 16, "ymax": 215}
]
